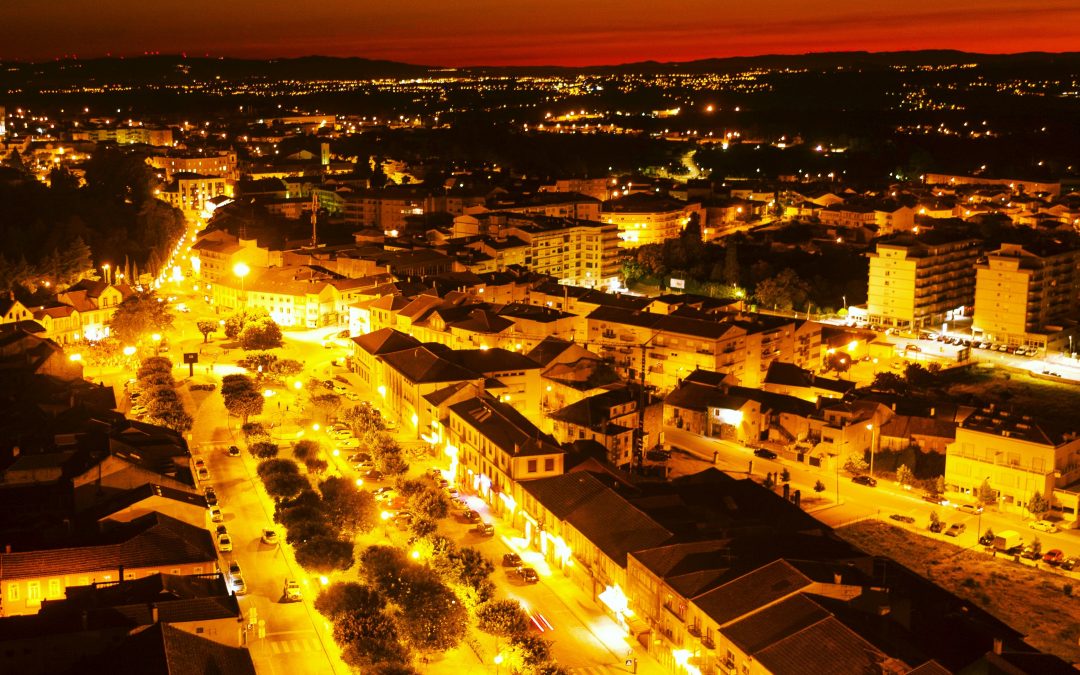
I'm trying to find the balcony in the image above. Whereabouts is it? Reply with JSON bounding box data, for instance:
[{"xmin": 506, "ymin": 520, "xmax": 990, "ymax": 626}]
[
  {"xmin": 688, "ymin": 624, "xmax": 701, "ymax": 637},
  {"xmin": 702, "ymin": 635, "xmax": 716, "ymax": 650},
  {"xmin": 662, "ymin": 602, "xmax": 686, "ymax": 623}
]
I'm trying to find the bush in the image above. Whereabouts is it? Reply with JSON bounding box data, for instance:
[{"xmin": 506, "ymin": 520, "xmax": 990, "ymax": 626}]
[
  {"xmin": 293, "ymin": 439, "xmax": 321, "ymax": 462},
  {"xmin": 305, "ymin": 457, "xmax": 329, "ymax": 475},
  {"xmin": 295, "ymin": 536, "xmax": 355, "ymax": 573},
  {"xmin": 188, "ymin": 383, "xmax": 216, "ymax": 392},
  {"xmin": 241, "ymin": 422, "xmax": 269, "ymax": 441},
  {"xmin": 250, "ymin": 441, "xmax": 279, "ymax": 459}
]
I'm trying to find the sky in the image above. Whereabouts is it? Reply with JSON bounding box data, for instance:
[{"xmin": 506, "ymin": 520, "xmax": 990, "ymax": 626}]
[{"xmin": 2, "ymin": 0, "xmax": 1078, "ymax": 66}]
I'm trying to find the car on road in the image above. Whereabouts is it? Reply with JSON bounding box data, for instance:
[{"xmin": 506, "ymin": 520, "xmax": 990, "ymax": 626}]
[
  {"xmin": 228, "ymin": 561, "xmax": 242, "ymax": 579},
  {"xmin": 217, "ymin": 532, "xmax": 232, "ymax": 552},
  {"xmin": 472, "ymin": 522, "xmax": 495, "ymax": 537},
  {"xmin": 283, "ymin": 579, "xmax": 303, "ymax": 602},
  {"xmin": 462, "ymin": 509, "xmax": 483, "ymax": 524},
  {"xmin": 889, "ymin": 514, "xmax": 915, "ymax": 524},
  {"xmin": 1029, "ymin": 520, "xmax": 1058, "ymax": 533},
  {"xmin": 261, "ymin": 529, "xmax": 279, "ymax": 545},
  {"xmin": 957, "ymin": 503, "xmax": 983, "ymax": 515},
  {"xmin": 1020, "ymin": 546, "xmax": 1041, "ymax": 560},
  {"xmin": 1042, "ymin": 549, "xmax": 1066, "ymax": 565},
  {"xmin": 196, "ymin": 467, "xmax": 210, "ymax": 482},
  {"xmin": 194, "ymin": 458, "xmax": 206, "ymax": 470},
  {"xmin": 753, "ymin": 449, "xmax": 778, "ymax": 460},
  {"xmin": 945, "ymin": 523, "xmax": 966, "ymax": 537},
  {"xmin": 231, "ymin": 574, "xmax": 247, "ymax": 595},
  {"xmin": 514, "ymin": 567, "xmax": 539, "ymax": 584},
  {"xmin": 922, "ymin": 494, "xmax": 946, "ymax": 506},
  {"xmin": 209, "ymin": 506, "xmax": 223, "ymax": 523},
  {"xmin": 851, "ymin": 475, "xmax": 877, "ymax": 487},
  {"xmin": 204, "ymin": 487, "xmax": 218, "ymax": 507},
  {"xmin": 502, "ymin": 553, "xmax": 522, "ymax": 567},
  {"xmin": 227, "ymin": 445, "xmax": 241, "ymax": 457}
]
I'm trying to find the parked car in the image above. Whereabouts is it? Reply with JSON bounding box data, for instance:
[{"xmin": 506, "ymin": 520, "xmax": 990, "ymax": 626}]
[
  {"xmin": 502, "ymin": 553, "xmax": 522, "ymax": 567},
  {"xmin": 945, "ymin": 523, "xmax": 966, "ymax": 537},
  {"xmin": 196, "ymin": 467, "xmax": 210, "ymax": 482},
  {"xmin": 217, "ymin": 532, "xmax": 233, "ymax": 552},
  {"xmin": 209, "ymin": 506, "xmax": 223, "ymax": 523},
  {"xmin": 364, "ymin": 469, "xmax": 384, "ymax": 482},
  {"xmin": 231, "ymin": 574, "xmax": 247, "ymax": 595},
  {"xmin": 1020, "ymin": 546, "xmax": 1041, "ymax": 560},
  {"xmin": 957, "ymin": 503, "xmax": 983, "ymax": 515},
  {"xmin": 852, "ymin": 475, "xmax": 877, "ymax": 487},
  {"xmin": 391, "ymin": 511, "xmax": 413, "ymax": 528},
  {"xmin": 194, "ymin": 458, "xmax": 206, "ymax": 470},
  {"xmin": 472, "ymin": 522, "xmax": 495, "ymax": 537},
  {"xmin": 262, "ymin": 529, "xmax": 279, "ymax": 545},
  {"xmin": 1042, "ymin": 549, "xmax": 1066, "ymax": 565},
  {"xmin": 646, "ymin": 449, "xmax": 671, "ymax": 462},
  {"xmin": 446, "ymin": 486, "xmax": 459, "ymax": 498},
  {"xmin": 515, "ymin": 567, "xmax": 539, "ymax": 584},
  {"xmin": 462, "ymin": 509, "xmax": 483, "ymax": 524},
  {"xmin": 227, "ymin": 445, "xmax": 241, "ymax": 457},
  {"xmin": 889, "ymin": 514, "xmax": 915, "ymax": 524},
  {"xmin": 1061, "ymin": 557, "xmax": 1079, "ymax": 571},
  {"xmin": 228, "ymin": 561, "xmax": 242, "ymax": 578},
  {"xmin": 204, "ymin": 487, "xmax": 218, "ymax": 507},
  {"xmin": 349, "ymin": 452, "xmax": 372, "ymax": 464},
  {"xmin": 353, "ymin": 460, "xmax": 375, "ymax": 472},
  {"xmin": 753, "ymin": 449, "xmax": 778, "ymax": 460},
  {"xmin": 978, "ymin": 533, "xmax": 995, "ymax": 546},
  {"xmin": 337, "ymin": 438, "xmax": 360, "ymax": 449},
  {"xmin": 1029, "ymin": 520, "xmax": 1059, "ymax": 533},
  {"xmin": 372, "ymin": 486, "xmax": 394, "ymax": 499},
  {"xmin": 283, "ymin": 579, "xmax": 303, "ymax": 602},
  {"xmin": 922, "ymin": 494, "xmax": 946, "ymax": 506}
]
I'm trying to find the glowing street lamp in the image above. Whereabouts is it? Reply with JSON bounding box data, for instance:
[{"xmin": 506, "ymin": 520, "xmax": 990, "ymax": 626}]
[
  {"xmin": 101, "ymin": 263, "xmax": 110, "ymax": 285},
  {"xmin": 122, "ymin": 346, "xmax": 136, "ymax": 357},
  {"xmin": 151, "ymin": 333, "xmax": 162, "ymax": 355},
  {"xmin": 233, "ymin": 262, "xmax": 250, "ymax": 310}
]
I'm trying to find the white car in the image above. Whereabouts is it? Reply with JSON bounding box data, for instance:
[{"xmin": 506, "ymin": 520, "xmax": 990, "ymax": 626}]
[
  {"xmin": 217, "ymin": 532, "xmax": 233, "ymax": 552},
  {"xmin": 1029, "ymin": 520, "xmax": 1059, "ymax": 533},
  {"xmin": 209, "ymin": 506, "xmax": 223, "ymax": 523},
  {"xmin": 337, "ymin": 438, "xmax": 360, "ymax": 449}
]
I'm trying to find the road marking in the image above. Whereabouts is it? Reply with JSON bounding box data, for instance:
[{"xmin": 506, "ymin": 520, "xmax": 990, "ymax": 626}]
[{"xmin": 270, "ymin": 642, "xmax": 281, "ymax": 654}]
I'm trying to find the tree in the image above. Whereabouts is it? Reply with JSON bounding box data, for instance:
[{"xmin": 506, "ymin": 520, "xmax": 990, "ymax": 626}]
[
  {"xmin": 621, "ymin": 258, "xmax": 645, "ymax": 284},
  {"xmin": 224, "ymin": 308, "xmax": 270, "ymax": 340},
  {"xmin": 395, "ymin": 577, "xmax": 467, "ymax": 654},
  {"xmin": 239, "ymin": 317, "xmax": 284, "ymax": 350},
  {"xmin": 824, "ymin": 351, "xmax": 851, "ymax": 374},
  {"xmin": 149, "ymin": 408, "xmax": 193, "ymax": 434},
  {"xmin": 409, "ymin": 517, "xmax": 438, "ymax": 538},
  {"xmin": 343, "ymin": 403, "xmax": 386, "ymax": 438},
  {"xmin": 249, "ymin": 441, "xmax": 279, "ymax": 459},
  {"xmin": 137, "ymin": 356, "xmax": 174, "ymax": 378},
  {"xmin": 507, "ymin": 633, "xmax": 553, "ymax": 670},
  {"xmin": 196, "ymin": 320, "xmax": 218, "ymax": 343},
  {"xmin": 109, "ymin": 291, "xmax": 174, "ymax": 345},
  {"xmin": 237, "ymin": 351, "xmax": 279, "ymax": 378},
  {"xmin": 311, "ymin": 393, "xmax": 343, "ymax": 423},
  {"xmin": 411, "ymin": 488, "xmax": 449, "ymax": 521},
  {"xmin": 315, "ymin": 583, "xmax": 407, "ymax": 669},
  {"xmin": 295, "ymin": 536, "xmax": 355, "ymax": 573},
  {"xmin": 1031, "ymin": 536, "xmax": 1042, "ymax": 556},
  {"xmin": 264, "ymin": 471, "xmax": 311, "ymax": 503},
  {"xmin": 221, "ymin": 373, "xmax": 255, "ymax": 398},
  {"xmin": 780, "ymin": 468, "xmax": 791, "ymax": 483},
  {"xmin": 814, "ymin": 479, "xmax": 826, "ymax": 493},
  {"xmin": 753, "ymin": 268, "xmax": 810, "ymax": 311},
  {"xmin": 476, "ymin": 600, "xmax": 529, "ymax": 639},
  {"xmin": 983, "ymin": 527, "xmax": 995, "ymax": 543},
  {"xmin": 450, "ymin": 547, "xmax": 495, "ymax": 599},
  {"xmin": 270, "ymin": 358, "xmax": 304, "ymax": 378},
  {"xmin": 320, "ymin": 477, "xmax": 377, "ymax": 535},
  {"xmin": 896, "ymin": 464, "xmax": 915, "ymax": 487},
  {"xmin": 933, "ymin": 475, "xmax": 946, "ymax": 497},
  {"xmin": 305, "ymin": 457, "xmax": 329, "ymax": 475},
  {"xmin": 871, "ymin": 372, "xmax": 908, "ymax": 395},
  {"xmin": 978, "ymin": 479, "xmax": 995, "ymax": 504},
  {"xmin": 359, "ymin": 545, "xmax": 411, "ymax": 590},
  {"xmin": 844, "ymin": 453, "xmax": 868, "ymax": 473},
  {"xmin": 1028, "ymin": 490, "xmax": 1049, "ymax": 518},
  {"xmin": 929, "ymin": 510, "xmax": 940, "ymax": 527},
  {"xmin": 293, "ymin": 440, "xmax": 321, "ymax": 462},
  {"xmin": 224, "ymin": 388, "xmax": 264, "ymax": 423},
  {"xmin": 722, "ymin": 241, "xmax": 740, "ymax": 286}
]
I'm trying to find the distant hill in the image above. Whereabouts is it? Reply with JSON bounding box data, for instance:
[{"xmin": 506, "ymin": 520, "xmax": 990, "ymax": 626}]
[{"xmin": 2, "ymin": 50, "xmax": 1078, "ymax": 84}]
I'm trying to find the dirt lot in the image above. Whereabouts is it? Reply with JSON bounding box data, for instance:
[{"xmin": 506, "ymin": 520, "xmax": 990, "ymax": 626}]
[
  {"xmin": 838, "ymin": 520, "xmax": 1080, "ymax": 666},
  {"xmin": 941, "ymin": 365, "xmax": 1080, "ymax": 420}
]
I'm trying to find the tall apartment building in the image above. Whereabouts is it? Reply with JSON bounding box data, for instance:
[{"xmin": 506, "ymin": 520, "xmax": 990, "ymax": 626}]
[
  {"xmin": 600, "ymin": 193, "xmax": 703, "ymax": 248},
  {"xmin": 973, "ymin": 242, "xmax": 1080, "ymax": 351},
  {"xmin": 71, "ymin": 126, "xmax": 173, "ymax": 146},
  {"xmin": 865, "ymin": 235, "xmax": 980, "ymax": 330}
]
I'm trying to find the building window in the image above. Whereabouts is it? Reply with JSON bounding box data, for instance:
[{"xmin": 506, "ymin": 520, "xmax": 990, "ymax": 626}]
[
  {"xmin": 544, "ymin": 458, "xmax": 555, "ymax": 472},
  {"xmin": 47, "ymin": 579, "xmax": 62, "ymax": 598},
  {"xmin": 527, "ymin": 459, "xmax": 537, "ymax": 473},
  {"xmin": 26, "ymin": 581, "xmax": 41, "ymax": 602},
  {"xmin": 6, "ymin": 583, "xmax": 18, "ymax": 602}
]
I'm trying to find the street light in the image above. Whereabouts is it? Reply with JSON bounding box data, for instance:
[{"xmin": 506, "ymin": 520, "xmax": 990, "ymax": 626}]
[
  {"xmin": 151, "ymin": 333, "xmax": 162, "ymax": 355},
  {"xmin": 233, "ymin": 262, "xmax": 250, "ymax": 311},
  {"xmin": 102, "ymin": 263, "xmax": 110, "ymax": 285},
  {"xmin": 866, "ymin": 423, "xmax": 877, "ymax": 480}
]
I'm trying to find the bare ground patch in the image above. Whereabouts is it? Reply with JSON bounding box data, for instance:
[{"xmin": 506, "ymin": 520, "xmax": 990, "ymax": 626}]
[{"xmin": 837, "ymin": 520, "xmax": 1080, "ymax": 665}]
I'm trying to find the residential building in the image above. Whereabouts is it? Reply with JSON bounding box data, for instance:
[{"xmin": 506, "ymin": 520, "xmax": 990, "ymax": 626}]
[
  {"xmin": 944, "ymin": 407, "xmax": 1080, "ymax": 523},
  {"xmin": 601, "ymin": 193, "xmax": 703, "ymax": 248},
  {"xmin": 447, "ymin": 393, "xmax": 566, "ymax": 519},
  {"xmin": 147, "ymin": 150, "xmax": 238, "ymax": 181},
  {"xmin": 158, "ymin": 173, "xmax": 230, "ymax": 222},
  {"xmin": 972, "ymin": 242, "xmax": 1080, "ymax": 351},
  {"xmin": 865, "ymin": 234, "xmax": 980, "ymax": 330},
  {"xmin": 55, "ymin": 280, "xmax": 134, "ymax": 341},
  {"xmin": 190, "ymin": 231, "xmax": 277, "ymax": 284},
  {"xmin": 0, "ymin": 294, "xmax": 32, "ymax": 325},
  {"xmin": 0, "ymin": 512, "xmax": 218, "ymax": 616},
  {"xmin": 549, "ymin": 387, "xmax": 639, "ymax": 467}
]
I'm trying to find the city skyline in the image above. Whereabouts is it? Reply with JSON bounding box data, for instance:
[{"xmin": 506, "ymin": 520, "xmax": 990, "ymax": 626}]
[{"xmin": 2, "ymin": 0, "xmax": 1079, "ymax": 65}]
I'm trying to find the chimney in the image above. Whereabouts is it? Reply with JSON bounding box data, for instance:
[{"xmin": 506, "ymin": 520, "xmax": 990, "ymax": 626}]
[
  {"xmin": 992, "ymin": 638, "xmax": 1003, "ymax": 655},
  {"xmin": 151, "ymin": 605, "xmax": 160, "ymax": 624},
  {"xmin": 833, "ymin": 572, "xmax": 843, "ymax": 585}
]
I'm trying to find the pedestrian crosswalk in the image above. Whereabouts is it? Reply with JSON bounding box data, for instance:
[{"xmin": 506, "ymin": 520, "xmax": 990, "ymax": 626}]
[
  {"xmin": 268, "ymin": 636, "xmax": 322, "ymax": 654},
  {"xmin": 566, "ymin": 666, "xmax": 623, "ymax": 674}
]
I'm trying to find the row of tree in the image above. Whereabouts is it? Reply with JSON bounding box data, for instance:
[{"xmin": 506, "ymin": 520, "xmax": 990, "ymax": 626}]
[
  {"xmin": 133, "ymin": 357, "xmax": 193, "ymax": 433},
  {"xmin": 221, "ymin": 374, "xmax": 265, "ymax": 423}
]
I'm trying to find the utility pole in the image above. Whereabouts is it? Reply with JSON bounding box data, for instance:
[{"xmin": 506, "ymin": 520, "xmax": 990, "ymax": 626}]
[{"xmin": 310, "ymin": 192, "xmax": 318, "ymax": 247}]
